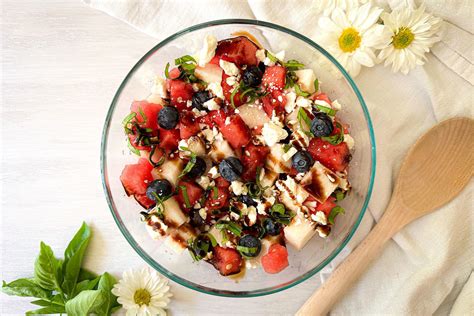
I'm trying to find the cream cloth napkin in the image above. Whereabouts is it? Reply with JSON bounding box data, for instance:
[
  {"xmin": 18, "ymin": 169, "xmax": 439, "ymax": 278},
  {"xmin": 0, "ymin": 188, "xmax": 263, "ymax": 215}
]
[{"xmin": 83, "ymin": 0, "xmax": 473, "ymax": 314}]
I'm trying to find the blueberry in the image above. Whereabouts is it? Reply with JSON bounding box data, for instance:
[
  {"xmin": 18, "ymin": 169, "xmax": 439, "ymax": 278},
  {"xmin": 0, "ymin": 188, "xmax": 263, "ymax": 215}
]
[
  {"xmin": 292, "ymin": 151, "xmax": 313, "ymax": 173},
  {"xmin": 242, "ymin": 66, "xmax": 263, "ymax": 87},
  {"xmin": 158, "ymin": 106, "xmax": 179, "ymax": 130},
  {"xmin": 192, "ymin": 91, "xmax": 212, "ymax": 111},
  {"xmin": 238, "ymin": 235, "xmax": 261, "ymax": 257},
  {"xmin": 186, "ymin": 157, "xmax": 207, "ymax": 179},
  {"xmin": 239, "ymin": 194, "xmax": 257, "ymax": 207},
  {"xmin": 310, "ymin": 112, "xmax": 333, "ymax": 137},
  {"xmin": 218, "ymin": 157, "xmax": 243, "ymax": 182},
  {"xmin": 146, "ymin": 179, "xmax": 173, "ymax": 201},
  {"xmin": 190, "ymin": 209, "xmax": 205, "ymax": 227},
  {"xmin": 263, "ymin": 218, "xmax": 281, "ymax": 236}
]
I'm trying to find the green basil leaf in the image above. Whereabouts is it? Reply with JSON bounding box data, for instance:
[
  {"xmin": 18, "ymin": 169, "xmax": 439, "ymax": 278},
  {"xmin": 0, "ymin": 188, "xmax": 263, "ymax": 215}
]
[
  {"xmin": 294, "ymin": 82, "xmax": 310, "ymax": 97},
  {"xmin": 284, "ymin": 59, "xmax": 305, "ymax": 71},
  {"xmin": 126, "ymin": 136, "xmax": 140, "ymax": 156},
  {"xmin": 65, "ymin": 290, "xmax": 106, "ymax": 316},
  {"xmin": 95, "ymin": 273, "xmax": 119, "ymax": 316},
  {"xmin": 164, "ymin": 63, "xmax": 170, "ymax": 78},
  {"xmin": 26, "ymin": 305, "xmax": 66, "ymax": 315},
  {"xmin": 315, "ymin": 104, "xmax": 336, "ymax": 116},
  {"xmin": 328, "ymin": 206, "xmax": 345, "ymax": 225},
  {"xmin": 212, "ymin": 186, "xmax": 218, "ymax": 199},
  {"xmin": 34, "ymin": 242, "xmax": 62, "ymax": 292},
  {"xmin": 313, "ymin": 78, "xmax": 319, "ymax": 93},
  {"xmin": 266, "ymin": 51, "xmax": 278, "ymax": 63},
  {"xmin": 73, "ymin": 277, "xmax": 100, "ymax": 296},
  {"xmin": 178, "ymin": 153, "xmax": 197, "ymax": 179},
  {"xmin": 2, "ymin": 278, "xmax": 51, "ymax": 299},
  {"xmin": 230, "ymin": 85, "xmax": 240, "ymax": 108},
  {"xmin": 62, "ymin": 222, "xmax": 91, "ymax": 296},
  {"xmin": 77, "ymin": 268, "xmax": 97, "ymax": 282},
  {"xmin": 178, "ymin": 185, "xmax": 191, "ymax": 208},
  {"xmin": 271, "ymin": 203, "xmax": 286, "ymax": 215},
  {"xmin": 297, "ymin": 108, "xmax": 313, "ymax": 137},
  {"xmin": 321, "ymin": 122, "xmax": 344, "ymax": 145},
  {"xmin": 236, "ymin": 245, "xmax": 258, "ymax": 255},
  {"xmin": 175, "ymin": 55, "xmax": 197, "ymax": 65}
]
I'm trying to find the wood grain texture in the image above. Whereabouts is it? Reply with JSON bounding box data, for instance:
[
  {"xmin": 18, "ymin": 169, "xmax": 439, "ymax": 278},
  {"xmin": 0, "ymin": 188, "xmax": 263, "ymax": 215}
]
[
  {"xmin": 0, "ymin": 1, "xmax": 323, "ymax": 315},
  {"xmin": 296, "ymin": 118, "xmax": 474, "ymax": 316}
]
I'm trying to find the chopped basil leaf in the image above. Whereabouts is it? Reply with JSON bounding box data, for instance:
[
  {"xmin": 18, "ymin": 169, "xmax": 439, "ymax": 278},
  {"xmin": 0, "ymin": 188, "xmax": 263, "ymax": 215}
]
[
  {"xmin": 216, "ymin": 221, "xmax": 242, "ymax": 236},
  {"xmin": 122, "ymin": 112, "xmax": 137, "ymax": 127},
  {"xmin": 236, "ymin": 245, "xmax": 258, "ymax": 256},
  {"xmin": 269, "ymin": 203, "xmax": 294, "ymax": 225},
  {"xmin": 321, "ymin": 122, "xmax": 344, "ymax": 145},
  {"xmin": 266, "ymin": 51, "xmax": 278, "ymax": 63},
  {"xmin": 328, "ymin": 206, "xmax": 345, "ymax": 225},
  {"xmin": 178, "ymin": 152, "xmax": 197, "ymax": 179},
  {"xmin": 138, "ymin": 107, "xmax": 148, "ymax": 123},
  {"xmin": 284, "ymin": 59, "xmax": 305, "ymax": 71},
  {"xmin": 212, "ymin": 186, "xmax": 218, "ymax": 199},
  {"xmin": 187, "ymin": 234, "xmax": 214, "ymax": 261},
  {"xmin": 178, "ymin": 185, "xmax": 191, "ymax": 208},
  {"xmin": 283, "ymin": 144, "xmax": 292, "ymax": 153},
  {"xmin": 230, "ymin": 85, "xmax": 240, "ymax": 108},
  {"xmin": 164, "ymin": 62, "xmax": 170, "ymax": 79},
  {"xmin": 174, "ymin": 55, "xmax": 197, "ymax": 65},
  {"xmin": 333, "ymin": 189, "xmax": 346, "ymax": 202},
  {"xmin": 297, "ymin": 108, "xmax": 313, "ymax": 137},
  {"xmin": 126, "ymin": 136, "xmax": 140, "ymax": 156},
  {"xmin": 313, "ymin": 78, "xmax": 319, "ymax": 93},
  {"xmin": 206, "ymin": 233, "xmax": 218, "ymax": 247},
  {"xmin": 271, "ymin": 203, "xmax": 286, "ymax": 215},
  {"xmin": 148, "ymin": 146, "xmax": 165, "ymax": 167},
  {"xmin": 315, "ymin": 104, "xmax": 336, "ymax": 116},
  {"xmin": 294, "ymin": 82, "xmax": 310, "ymax": 97}
]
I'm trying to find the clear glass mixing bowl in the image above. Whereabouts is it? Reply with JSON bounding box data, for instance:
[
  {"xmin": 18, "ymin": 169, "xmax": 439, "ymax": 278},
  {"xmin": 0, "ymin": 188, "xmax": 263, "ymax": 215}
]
[{"xmin": 101, "ymin": 19, "xmax": 376, "ymax": 297}]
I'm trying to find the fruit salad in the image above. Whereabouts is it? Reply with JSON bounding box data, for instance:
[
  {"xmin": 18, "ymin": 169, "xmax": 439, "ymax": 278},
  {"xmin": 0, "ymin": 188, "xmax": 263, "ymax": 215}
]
[{"xmin": 119, "ymin": 34, "xmax": 353, "ymax": 276}]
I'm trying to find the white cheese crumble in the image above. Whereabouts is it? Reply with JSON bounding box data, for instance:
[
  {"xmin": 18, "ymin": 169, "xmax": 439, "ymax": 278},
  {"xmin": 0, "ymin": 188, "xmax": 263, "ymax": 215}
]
[
  {"xmin": 219, "ymin": 59, "xmax": 240, "ymax": 76},
  {"xmin": 274, "ymin": 50, "xmax": 285, "ymax": 61},
  {"xmin": 196, "ymin": 175, "xmax": 211, "ymax": 189},
  {"xmin": 311, "ymin": 211, "xmax": 327, "ymax": 225},
  {"xmin": 207, "ymin": 82, "xmax": 224, "ymax": 99},
  {"xmin": 198, "ymin": 35, "xmax": 217, "ymax": 67},
  {"xmin": 208, "ymin": 166, "xmax": 219, "ymax": 179},
  {"xmin": 151, "ymin": 76, "xmax": 167, "ymax": 97},
  {"xmin": 314, "ymin": 99, "xmax": 332, "ymax": 108},
  {"xmin": 256, "ymin": 201, "xmax": 267, "ymax": 215},
  {"xmin": 344, "ymin": 134, "xmax": 355, "ymax": 150},
  {"xmin": 199, "ymin": 208, "xmax": 207, "ymax": 220},
  {"xmin": 332, "ymin": 99, "xmax": 342, "ymax": 110},
  {"xmin": 282, "ymin": 146, "xmax": 298, "ymax": 161},
  {"xmin": 284, "ymin": 91, "xmax": 297, "ymax": 113},
  {"xmin": 230, "ymin": 181, "xmax": 247, "ymax": 196},
  {"xmin": 247, "ymin": 206, "xmax": 257, "ymax": 226},
  {"xmin": 262, "ymin": 121, "xmax": 288, "ymax": 146},
  {"xmin": 203, "ymin": 98, "xmax": 220, "ymax": 111},
  {"xmin": 255, "ymin": 49, "xmax": 266, "ymax": 63},
  {"xmin": 224, "ymin": 117, "xmax": 231, "ymax": 126},
  {"xmin": 178, "ymin": 139, "xmax": 188, "ymax": 150},
  {"xmin": 295, "ymin": 96, "xmax": 312, "ymax": 109},
  {"xmin": 225, "ymin": 76, "xmax": 238, "ymax": 86}
]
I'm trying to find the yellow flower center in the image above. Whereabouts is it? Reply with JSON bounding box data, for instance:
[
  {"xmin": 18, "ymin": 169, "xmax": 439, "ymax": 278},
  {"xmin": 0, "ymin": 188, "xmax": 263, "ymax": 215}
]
[
  {"xmin": 392, "ymin": 27, "xmax": 415, "ymax": 49},
  {"xmin": 338, "ymin": 27, "xmax": 362, "ymax": 53},
  {"xmin": 134, "ymin": 289, "xmax": 151, "ymax": 306}
]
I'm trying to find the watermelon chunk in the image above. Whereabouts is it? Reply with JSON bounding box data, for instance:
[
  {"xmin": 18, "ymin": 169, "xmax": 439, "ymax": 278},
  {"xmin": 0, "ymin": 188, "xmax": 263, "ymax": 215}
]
[
  {"xmin": 214, "ymin": 176, "xmax": 230, "ymax": 189},
  {"xmin": 261, "ymin": 90, "xmax": 286, "ymax": 118},
  {"xmin": 134, "ymin": 194, "xmax": 155, "ymax": 209},
  {"xmin": 262, "ymin": 65, "xmax": 286, "ymax": 92},
  {"xmin": 222, "ymin": 73, "xmax": 243, "ymax": 107},
  {"xmin": 215, "ymin": 36, "xmax": 259, "ymax": 66},
  {"xmin": 315, "ymin": 196, "xmax": 337, "ymax": 216},
  {"xmin": 211, "ymin": 246, "xmax": 243, "ymax": 276},
  {"xmin": 311, "ymin": 92, "xmax": 332, "ymax": 105},
  {"xmin": 130, "ymin": 100, "xmax": 163, "ymax": 130},
  {"xmin": 261, "ymin": 244, "xmax": 289, "ymax": 274},
  {"xmin": 241, "ymin": 144, "xmax": 270, "ymax": 181},
  {"xmin": 169, "ymin": 80, "xmax": 194, "ymax": 110},
  {"xmin": 176, "ymin": 180, "xmax": 204, "ymax": 210},
  {"xmin": 179, "ymin": 111, "xmax": 200, "ymax": 139},
  {"xmin": 308, "ymin": 138, "xmax": 351, "ymax": 172},
  {"xmin": 120, "ymin": 158, "xmax": 154, "ymax": 196},
  {"xmin": 205, "ymin": 186, "xmax": 230, "ymax": 211},
  {"xmin": 211, "ymin": 110, "xmax": 251, "ymax": 149},
  {"xmin": 159, "ymin": 128, "xmax": 180, "ymax": 151}
]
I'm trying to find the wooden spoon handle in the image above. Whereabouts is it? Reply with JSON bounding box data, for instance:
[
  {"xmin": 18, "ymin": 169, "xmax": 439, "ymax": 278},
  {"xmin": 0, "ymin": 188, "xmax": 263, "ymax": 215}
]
[{"xmin": 296, "ymin": 208, "xmax": 404, "ymax": 316}]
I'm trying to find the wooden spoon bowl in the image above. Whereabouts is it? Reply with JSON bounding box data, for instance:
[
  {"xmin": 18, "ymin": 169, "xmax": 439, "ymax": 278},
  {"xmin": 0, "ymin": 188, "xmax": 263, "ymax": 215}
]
[{"xmin": 297, "ymin": 117, "xmax": 474, "ymax": 315}]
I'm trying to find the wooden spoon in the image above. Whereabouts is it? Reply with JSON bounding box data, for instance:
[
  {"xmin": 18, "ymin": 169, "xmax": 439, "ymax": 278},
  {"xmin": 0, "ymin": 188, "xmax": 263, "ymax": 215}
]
[{"xmin": 297, "ymin": 117, "xmax": 474, "ymax": 316}]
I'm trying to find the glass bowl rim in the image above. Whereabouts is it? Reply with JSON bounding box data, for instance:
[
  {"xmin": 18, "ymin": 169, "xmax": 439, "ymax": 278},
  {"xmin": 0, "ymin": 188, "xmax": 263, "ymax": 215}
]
[{"xmin": 100, "ymin": 18, "xmax": 376, "ymax": 298}]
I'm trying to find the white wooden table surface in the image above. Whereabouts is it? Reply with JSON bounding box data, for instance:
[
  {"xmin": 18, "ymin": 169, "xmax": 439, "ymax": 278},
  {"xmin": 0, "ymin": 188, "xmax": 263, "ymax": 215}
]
[{"xmin": 1, "ymin": 1, "xmax": 326, "ymax": 314}]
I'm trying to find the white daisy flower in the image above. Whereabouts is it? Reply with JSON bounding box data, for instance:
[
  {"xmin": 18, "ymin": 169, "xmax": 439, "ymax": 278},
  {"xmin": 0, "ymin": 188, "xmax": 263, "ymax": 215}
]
[
  {"xmin": 378, "ymin": 5, "xmax": 443, "ymax": 74},
  {"xmin": 112, "ymin": 268, "xmax": 172, "ymax": 316},
  {"xmin": 317, "ymin": 3, "xmax": 391, "ymax": 77},
  {"xmin": 313, "ymin": 0, "xmax": 368, "ymax": 16}
]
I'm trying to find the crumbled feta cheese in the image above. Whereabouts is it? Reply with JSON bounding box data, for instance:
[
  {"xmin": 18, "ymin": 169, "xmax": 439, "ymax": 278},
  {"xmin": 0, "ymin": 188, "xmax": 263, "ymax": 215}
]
[
  {"xmin": 247, "ymin": 206, "xmax": 257, "ymax": 226},
  {"xmin": 203, "ymin": 98, "xmax": 220, "ymax": 111},
  {"xmin": 151, "ymin": 76, "xmax": 167, "ymax": 97},
  {"xmin": 230, "ymin": 181, "xmax": 247, "ymax": 196},
  {"xmin": 256, "ymin": 202, "xmax": 267, "ymax": 215},
  {"xmin": 314, "ymin": 99, "xmax": 331, "ymax": 108},
  {"xmin": 296, "ymin": 96, "xmax": 312, "ymax": 109},
  {"xmin": 284, "ymin": 91, "xmax": 297, "ymax": 113},
  {"xmin": 263, "ymin": 57, "xmax": 274, "ymax": 66},
  {"xmin": 199, "ymin": 208, "xmax": 207, "ymax": 220},
  {"xmin": 344, "ymin": 134, "xmax": 355, "ymax": 150},
  {"xmin": 224, "ymin": 117, "xmax": 231, "ymax": 126},
  {"xmin": 234, "ymin": 108, "xmax": 240, "ymax": 114},
  {"xmin": 294, "ymin": 69, "xmax": 316, "ymax": 93},
  {"xmin": 266, "ymin": 196, "xmax": 276, "ymax": 205},
  {"xmin": 274, "ymin": 50, "xmax": 285, "ymax": 61},
  {"xmin": 262, "ymin": 121, "xmax": 288, "ymax": 146},
  {"xmin": 186, "ymin": 100, "xmax": 193, "ymax": 108},
  {"xmin": 194, "ymin": 202, "xmax": 201, "ymax": 209},
  {"xmin": 198, "ymin": 35, "xmax": 217, "ymax": 66},
  {"xmin": 332, "ymin": 99, "xmax": 342, "ymax": 110},
  {"xmin": 201, "ymin": 128, "xmax": 214, "ymax": 142},
  {"xmin": 230, "ymin": 211, "xmax": 240, "ymax": 221},
  {"xmin": 207, "ymin": 82, "xmax": 224, "ymax": 99},
  {"xmin": 178, "ymin": 139, "xmax": 188, "ymax": 150},
  {"xmin": 226, "ymin": 76, "xmax": 238, "ymax": 86},
  {"xmin": 196, "ymin": 175, "xmax": 211, "ymax": 189},
  {"xmin": 219, "ymin": 59, "xmax": 240, "ymax": 76},
  {"xmin": 209, "ymin": 166, "xmax": 219, "ymax": 179},
  {"xmin": 255, "ymin": 49, "xmax": 266, "ymax": 62},
  {"xmin": 311, "ymin": 211, "xmax": 327, "ymax": 225},
  {"xmin": 282, "ymin": 146, "xmax": 298, "ymax": 161}
]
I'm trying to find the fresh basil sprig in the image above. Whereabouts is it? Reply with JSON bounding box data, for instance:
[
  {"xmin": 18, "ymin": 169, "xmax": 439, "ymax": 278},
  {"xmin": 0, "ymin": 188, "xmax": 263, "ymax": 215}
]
[
  {"xmin": 297, "ymin": 108, "xmax": 313, "ymax": 137},
  {"xmin": 269, "ymin": 203, "xmax": 294, "ymax": 225},
  {"xmin": 2, "ymin": 222, "xmax": 120, "ymax": 315},
  {"xmin": 328, "ymin": 206, "xmax": 345, "ymax": 225},
  {"xmin": 321, "ymin": 122, "xmax": 345, "ymax": 145}
]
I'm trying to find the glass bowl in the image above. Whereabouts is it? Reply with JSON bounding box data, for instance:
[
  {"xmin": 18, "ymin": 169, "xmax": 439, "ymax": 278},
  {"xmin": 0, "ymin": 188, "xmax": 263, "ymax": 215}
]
[{"xmin": 101, "ymin": 19, "xmax": 376, "ymax": 297}]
